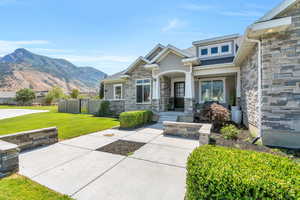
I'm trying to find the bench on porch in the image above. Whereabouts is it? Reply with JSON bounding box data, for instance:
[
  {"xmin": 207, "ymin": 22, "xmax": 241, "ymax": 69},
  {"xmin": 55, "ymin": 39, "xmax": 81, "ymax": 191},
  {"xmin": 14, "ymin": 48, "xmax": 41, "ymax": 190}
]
[{"xmin": 163, "ymin": 121, "xmax": 212, "ymax": 146}]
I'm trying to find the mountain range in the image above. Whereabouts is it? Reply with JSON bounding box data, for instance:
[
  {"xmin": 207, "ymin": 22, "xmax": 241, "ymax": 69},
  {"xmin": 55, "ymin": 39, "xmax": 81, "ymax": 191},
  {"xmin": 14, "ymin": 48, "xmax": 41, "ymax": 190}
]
[{"xmin": 0, "ymin": 48, "xmax": 107, "ymax": 92}]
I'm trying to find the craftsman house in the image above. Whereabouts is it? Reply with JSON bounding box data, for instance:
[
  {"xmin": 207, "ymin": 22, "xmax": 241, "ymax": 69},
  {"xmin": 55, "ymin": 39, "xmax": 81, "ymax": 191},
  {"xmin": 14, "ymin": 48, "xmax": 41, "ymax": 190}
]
[{"xmin": 102, "ymin": 0, "xmax": 300, "ymax": 149}]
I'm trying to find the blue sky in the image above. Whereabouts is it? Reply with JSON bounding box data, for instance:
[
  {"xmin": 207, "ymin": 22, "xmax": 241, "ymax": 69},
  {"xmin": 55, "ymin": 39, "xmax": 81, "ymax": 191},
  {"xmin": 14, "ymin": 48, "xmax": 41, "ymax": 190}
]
[{"xmin": 0, "ymin": 0, "xmax": 282, "ymax": 75}]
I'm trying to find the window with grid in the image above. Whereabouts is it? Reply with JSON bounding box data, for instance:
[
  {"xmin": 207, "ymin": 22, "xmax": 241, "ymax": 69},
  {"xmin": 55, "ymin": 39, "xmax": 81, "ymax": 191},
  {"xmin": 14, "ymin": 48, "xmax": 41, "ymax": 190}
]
[{"xmin": 136, "ymin": 79, "xmax": 151, "ymax": 103}]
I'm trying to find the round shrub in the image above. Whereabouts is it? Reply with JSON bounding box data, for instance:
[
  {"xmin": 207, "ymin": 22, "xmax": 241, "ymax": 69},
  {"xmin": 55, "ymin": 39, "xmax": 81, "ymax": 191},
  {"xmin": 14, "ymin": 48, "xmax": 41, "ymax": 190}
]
[
  {"xmin": 186, "ymin": 145, "xmax": 300, "ymax": 200},
  {"xmin": 220, "ymin": 124, "xmax": 240, "ymax": 140},
  {"xmin": 119, "ymin": 110, "xmax": 153, "ymax": 128}
]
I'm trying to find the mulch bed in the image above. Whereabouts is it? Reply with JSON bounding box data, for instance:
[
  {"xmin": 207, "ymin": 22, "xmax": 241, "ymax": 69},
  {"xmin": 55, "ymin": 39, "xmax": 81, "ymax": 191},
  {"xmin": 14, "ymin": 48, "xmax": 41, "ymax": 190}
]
[
  {"xmin": 96, "ymin": 140, "xmax": 146, "ymax": 156},
  {"xmin": 210, "ymin": 131, "xmax": 291, "ymax": 157}
]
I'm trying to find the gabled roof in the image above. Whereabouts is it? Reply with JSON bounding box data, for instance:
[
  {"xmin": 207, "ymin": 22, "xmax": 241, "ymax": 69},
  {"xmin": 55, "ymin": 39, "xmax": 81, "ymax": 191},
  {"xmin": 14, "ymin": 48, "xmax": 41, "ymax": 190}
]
[
  {"xmin": 151, "ymin": 44, "xmax": 193, "ymax": 63},
  {"xmin": 144, "ymin": 44, "xmax": 165, "ymax": 61},
  {"xmin": 257, "ymin": 0, "xmax": 298, "ymax": 23},
  {"xmin": 124, "ymin": 56, "xmax": 150, "ymax": 74},
  {"xmin": 192, "ymin": 34, "xmax": 240, "ymax": 46}
]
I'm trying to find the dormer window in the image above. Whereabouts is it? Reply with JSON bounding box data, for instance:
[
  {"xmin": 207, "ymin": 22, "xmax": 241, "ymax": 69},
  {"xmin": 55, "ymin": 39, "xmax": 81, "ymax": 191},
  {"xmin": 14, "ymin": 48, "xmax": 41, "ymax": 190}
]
[
  {"xmin": 198, "ymin": 42, "xmax": 232, "ymax": 58},
  {"xmin": 201, "ymin": 48, "xmax": 208, "ymax": 56},
  {"xmin": 221, "ymin": 45, "xmax": 229, "ymax": 53},
  {"xmin": 211, "ymin": 47, "xmax": 219, "ymax": 55}
]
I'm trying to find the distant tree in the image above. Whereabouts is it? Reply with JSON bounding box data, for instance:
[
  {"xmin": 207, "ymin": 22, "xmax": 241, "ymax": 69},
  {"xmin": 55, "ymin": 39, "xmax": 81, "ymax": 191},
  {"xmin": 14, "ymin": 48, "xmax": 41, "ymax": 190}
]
[
  {"xmin": 44, "ymin": 86, "xmax": 65, "ymax": 105},
  {"xmin": 16, "ymin": 88, "xmax": 36, "ymax": 105},
  {"xmin": 70, "ymin": 89, "xmax": 80, "ymax": 99},
  {"xmin": 99, "ymin": 82, "xmax": 104, "ymax": 99}
]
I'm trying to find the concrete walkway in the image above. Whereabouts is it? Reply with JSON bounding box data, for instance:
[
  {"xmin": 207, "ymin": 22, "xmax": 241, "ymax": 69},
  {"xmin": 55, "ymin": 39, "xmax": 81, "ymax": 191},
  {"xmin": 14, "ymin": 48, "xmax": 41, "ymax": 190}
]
[
  {"xmin": 19, "ymin": 124, "xmax": 199, "ymax": 200},
  {"xmin": 0, "ymin": 109, "xmax": 48, "ymax": 120}
]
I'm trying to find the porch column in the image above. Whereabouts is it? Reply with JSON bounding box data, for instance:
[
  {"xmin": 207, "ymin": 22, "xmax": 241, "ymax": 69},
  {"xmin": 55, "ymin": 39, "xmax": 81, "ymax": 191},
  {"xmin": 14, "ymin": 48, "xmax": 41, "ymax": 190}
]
[
  {"xmin": 153, "ymin": 77, "xmax": 160, "ymax": 99},
  {"xmin": 185, "ymin": 71, "xmax": 195, "ymax": 113},
  {"xmin": 236, "ymin": 71, "xmax": 241, "ymax": 98},
  {"xmin": 185, "ymin": 72, "xmax": 193, "ymax": 98}
]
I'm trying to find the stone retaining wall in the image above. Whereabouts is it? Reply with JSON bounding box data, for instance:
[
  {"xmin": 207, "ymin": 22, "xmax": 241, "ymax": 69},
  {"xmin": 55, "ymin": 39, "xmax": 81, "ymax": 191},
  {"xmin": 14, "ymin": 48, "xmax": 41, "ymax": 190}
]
[
  {"xmin": 163, "ymin": 121, "xmax": 212, "ymax": 145},
  {"xmin": 0, "ymin": 140, "xmax": 19, "ymax": 177},
  {"xmin": 0, "ymin": 127, "xmax": 58, "ymax": 151}
]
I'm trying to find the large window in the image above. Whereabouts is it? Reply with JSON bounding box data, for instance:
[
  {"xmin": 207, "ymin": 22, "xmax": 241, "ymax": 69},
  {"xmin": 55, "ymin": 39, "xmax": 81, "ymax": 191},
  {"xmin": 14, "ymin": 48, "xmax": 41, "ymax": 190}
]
[
  {"xmin": 136, "ymin": 79, "xmax": 151, "ymax": 103},
  {"xmin": 200, "ymin": 78, "xmax": 225, "ymax": 103},
  {"xmin": 114, "ymin": 84, "xmax": 122, "ymax": 100}
]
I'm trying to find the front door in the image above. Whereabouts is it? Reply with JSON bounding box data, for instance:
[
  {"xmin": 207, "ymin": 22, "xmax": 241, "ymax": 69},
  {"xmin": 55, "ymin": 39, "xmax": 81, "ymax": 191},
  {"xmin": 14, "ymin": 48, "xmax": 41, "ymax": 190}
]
[{"xmin": 174, "ymin": 82, "xmax": 185, "ymax": 110}]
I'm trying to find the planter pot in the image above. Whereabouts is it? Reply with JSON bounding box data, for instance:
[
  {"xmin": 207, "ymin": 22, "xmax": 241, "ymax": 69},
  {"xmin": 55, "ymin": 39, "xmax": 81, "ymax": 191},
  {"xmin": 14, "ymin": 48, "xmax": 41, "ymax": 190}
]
[
  {"xmin": 231, "ymin": 106, "xmax": 240, "ymax": 111},
  {"xmin": 231, "ymin": 110, "xmax": 242, "ymax": 124}
]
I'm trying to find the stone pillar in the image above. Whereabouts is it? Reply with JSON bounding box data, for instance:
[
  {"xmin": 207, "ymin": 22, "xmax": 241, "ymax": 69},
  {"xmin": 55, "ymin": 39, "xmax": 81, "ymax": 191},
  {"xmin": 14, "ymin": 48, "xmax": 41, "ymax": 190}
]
[
  {"xmin": 0, "ymin": 140, "xmax": 19, "ymax": 178},
  {"xmin": 152, "ymin": 99, "xmax": 160, "ymax": 112},
  {"xmin": 184, "ymin": 98, "xmax": 195, "ymax": 113},
  {"xmin": 160, "ymin": 76, "xmax": 171, "ymax": 112}
]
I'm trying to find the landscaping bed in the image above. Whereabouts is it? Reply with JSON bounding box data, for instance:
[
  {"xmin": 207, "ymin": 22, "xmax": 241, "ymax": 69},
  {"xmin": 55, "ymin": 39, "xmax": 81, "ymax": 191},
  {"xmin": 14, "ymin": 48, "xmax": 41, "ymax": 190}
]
[
  {"xmin": 210, "ymin": 130, "xmax": 300, "ymax": 160},
  {"xmin": 96, "ymin": 140, "xmax": 146, "ymax": 156}
]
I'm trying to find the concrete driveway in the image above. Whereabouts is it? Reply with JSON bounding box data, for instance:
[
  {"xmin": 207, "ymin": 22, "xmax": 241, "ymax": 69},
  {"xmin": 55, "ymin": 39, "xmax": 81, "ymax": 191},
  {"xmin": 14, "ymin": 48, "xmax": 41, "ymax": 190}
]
[
  {"xmin": 0, "ymin": 109, "xmax": 48, "ymax": 120},
  {"xmin": 19, "ymin": 124, "xmax": 199, "ymax": 200}
]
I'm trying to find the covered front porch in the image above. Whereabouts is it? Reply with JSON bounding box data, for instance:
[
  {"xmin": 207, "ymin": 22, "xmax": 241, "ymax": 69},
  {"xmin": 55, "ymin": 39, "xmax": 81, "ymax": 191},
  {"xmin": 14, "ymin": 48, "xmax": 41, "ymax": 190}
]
[{"xmin": 152, "ymin": 66, "xmax": 241, "ymax": 114}]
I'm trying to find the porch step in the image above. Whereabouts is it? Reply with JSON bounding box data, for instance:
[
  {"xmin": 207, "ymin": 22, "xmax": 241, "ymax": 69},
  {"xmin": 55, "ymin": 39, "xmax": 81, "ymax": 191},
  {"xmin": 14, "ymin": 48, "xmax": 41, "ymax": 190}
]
[{"xmin": 158, "ymin": 112, "xmax": 185, "ymax": 123}]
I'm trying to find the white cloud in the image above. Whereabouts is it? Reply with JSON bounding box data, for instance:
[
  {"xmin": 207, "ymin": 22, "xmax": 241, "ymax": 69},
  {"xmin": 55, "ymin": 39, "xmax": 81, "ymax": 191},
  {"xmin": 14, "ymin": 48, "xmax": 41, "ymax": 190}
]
[
  {"xmin": 221, "ymin": 10, "xmax": 263, "ymax": 17},
  {"xmin": 181, "ymin": 3, "xmax": 217, "ymax": 11},
  {"xmin": 161, "ymin": 18, "xmax": 186, "ymax": 32},
  {"xmin": 0, "ymin": 40, "xmax": 50, "ymax": 56},
  {"xmin": 52, "ymin": 54, "xmax": 136, "ymax": 63}
]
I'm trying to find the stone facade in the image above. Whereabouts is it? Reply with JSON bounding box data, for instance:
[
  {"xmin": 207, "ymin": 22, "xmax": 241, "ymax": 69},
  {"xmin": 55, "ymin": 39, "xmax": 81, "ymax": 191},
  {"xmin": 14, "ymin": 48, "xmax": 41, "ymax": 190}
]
[
  {"xmin": 109, "ymin": 100, "xmax": 125, "ymax": 115},
  {"xmin": 240, "ymin": 46, "xmax": 259, "ymax": 133},
  {"xmin": 260, "ymin": 2, "xmax": 300, "ymax": 148},
  {"xmin": 0, "ymin": 127, "xmax": 58, "ymax": 151},
  {"xmin": 0, "ymin": 140, "xmax": 19, "ymax": 177},
  {"xmin": 124, "ymin": 62, "xmax": 154, "ymax": 111},
  {"xmin": 160, "ymin": 76, "xmax": 171, "ymax": 111},
  {"xmin": 184, "ymin": 98, "xmax": 195, "ymax": 113}
]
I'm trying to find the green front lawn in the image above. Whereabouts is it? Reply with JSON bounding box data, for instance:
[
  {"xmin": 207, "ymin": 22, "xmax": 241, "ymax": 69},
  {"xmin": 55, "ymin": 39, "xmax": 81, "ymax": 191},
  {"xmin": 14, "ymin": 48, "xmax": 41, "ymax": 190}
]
[
  {"xmin": 0, "ymin": 106, "xmax": 119, "ymax": 140},
  {"xmin": 0, "ymin": 174, "xmax": 73, "ymax": 200}
]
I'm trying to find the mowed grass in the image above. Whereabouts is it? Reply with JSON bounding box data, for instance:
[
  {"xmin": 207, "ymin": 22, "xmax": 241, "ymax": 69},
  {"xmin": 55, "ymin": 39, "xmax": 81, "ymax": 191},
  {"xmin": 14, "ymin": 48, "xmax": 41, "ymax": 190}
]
[
  {"xmin": 0, "ymin": 106, "xmax": 119, "ymax": 140},
  {"xmin": 0, "ymin": 174, "xmax": 73, "ymax": 200}
]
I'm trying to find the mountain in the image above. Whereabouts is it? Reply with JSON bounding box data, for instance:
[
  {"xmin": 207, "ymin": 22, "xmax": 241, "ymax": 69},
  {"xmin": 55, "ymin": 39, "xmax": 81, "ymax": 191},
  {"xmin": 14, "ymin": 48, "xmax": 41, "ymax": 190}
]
[{"xmin": 0, "ymin": 48, "xmax": 107, "ymax": 92}]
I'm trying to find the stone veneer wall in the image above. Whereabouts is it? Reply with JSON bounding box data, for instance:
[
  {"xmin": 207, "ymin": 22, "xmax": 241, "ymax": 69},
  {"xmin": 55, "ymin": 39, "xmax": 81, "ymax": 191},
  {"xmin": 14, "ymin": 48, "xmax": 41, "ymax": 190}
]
[
  {"xmin": 0, "ymin": 127, "xmax": 58, "ymax": 151},
  {"xmin": 109, "ymin": 100, "xmax": 125, "ymax": 115},
  {"xmin": 240, "ymin": 46, "xmax": 259, "ymax": 135},
  {"xmin": 124, "ymin": 63, "xmax": 155, "ymax": 111},
  {"xmin": 260, "ymin": 2, "xmax": 300, "ymax": 148},
  {"xmin": 0, "ymin": 140, "xmax": 19, "ymax": 177},
  {"xmin": 160, "ymin": 76, "xmax": 171, "ymax": 112}
]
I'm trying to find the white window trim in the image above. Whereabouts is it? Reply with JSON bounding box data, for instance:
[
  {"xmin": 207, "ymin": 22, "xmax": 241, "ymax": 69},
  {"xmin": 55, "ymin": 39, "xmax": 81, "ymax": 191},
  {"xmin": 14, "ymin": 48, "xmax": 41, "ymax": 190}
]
[
  {"xmin": 113, "ymin": 84, "xmax": 123, "ymax": 100},
  {"xmin": 136, "ymin": 78, "xmax": 152, "ymax": 104},
  {"xmin": 198, "ymin": 42, "xmax": 232, "ymax": 58},
  {"xmin": 199, "ymin": 77, "xmax": 226, "ymax": 103}
]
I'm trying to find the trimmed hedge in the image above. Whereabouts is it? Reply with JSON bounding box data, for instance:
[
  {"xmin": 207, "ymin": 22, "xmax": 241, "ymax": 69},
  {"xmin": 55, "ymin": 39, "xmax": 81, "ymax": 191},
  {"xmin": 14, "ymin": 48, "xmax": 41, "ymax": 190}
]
[
  {"xmin": 186, "ymin": 145, "xmax": 300, "ymax": 200},
  {"xmin": 119, "ymin": 110, "xmax": 153, "ymax": 128}
]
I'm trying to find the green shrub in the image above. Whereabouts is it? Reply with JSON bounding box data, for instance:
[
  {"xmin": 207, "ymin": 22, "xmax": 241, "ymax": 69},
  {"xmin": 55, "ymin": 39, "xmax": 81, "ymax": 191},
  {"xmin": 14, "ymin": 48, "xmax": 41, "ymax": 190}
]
[
  {"xmin": 119, "ymin": 110, "xmax": 153, "ymax": 128},
  {"xmin": 186, "ymin": 145, "xmax": 300, "ymax": 200},
  {"xmin": 98, "ymin": 101, "xmax": 110, "ymax": 117},
  {"xmin": 220, "ymin": 124, "xmax": 240, "ymax": 140}
]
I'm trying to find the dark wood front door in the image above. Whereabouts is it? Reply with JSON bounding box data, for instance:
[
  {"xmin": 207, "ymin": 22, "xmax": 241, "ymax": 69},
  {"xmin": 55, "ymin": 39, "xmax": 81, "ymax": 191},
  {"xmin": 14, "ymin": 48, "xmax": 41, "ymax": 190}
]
[{"xmin": 174, "ymin": 82, "xmax": 185, "ymax": 109}]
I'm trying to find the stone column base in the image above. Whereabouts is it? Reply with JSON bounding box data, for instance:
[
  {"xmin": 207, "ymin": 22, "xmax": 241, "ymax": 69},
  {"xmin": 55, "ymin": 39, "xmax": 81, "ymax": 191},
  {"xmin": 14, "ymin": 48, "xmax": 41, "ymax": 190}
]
[{"xmin": 184, "ymin": 98, "xmax": 195, "ymax": 113}]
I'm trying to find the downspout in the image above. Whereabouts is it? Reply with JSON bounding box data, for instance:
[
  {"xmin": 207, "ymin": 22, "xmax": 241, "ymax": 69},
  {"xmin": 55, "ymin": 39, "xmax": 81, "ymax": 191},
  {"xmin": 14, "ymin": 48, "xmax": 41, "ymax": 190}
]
[{"xmin": 245, "ymin": 36, "xmax": 263, "ymax": 142}]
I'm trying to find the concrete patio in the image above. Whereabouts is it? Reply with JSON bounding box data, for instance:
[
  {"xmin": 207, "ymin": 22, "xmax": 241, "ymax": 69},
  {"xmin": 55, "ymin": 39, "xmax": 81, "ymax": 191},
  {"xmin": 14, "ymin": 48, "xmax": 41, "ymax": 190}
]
[{"xmin": 19, "ymin": 124, "xmax": 199, "ymax": 200}]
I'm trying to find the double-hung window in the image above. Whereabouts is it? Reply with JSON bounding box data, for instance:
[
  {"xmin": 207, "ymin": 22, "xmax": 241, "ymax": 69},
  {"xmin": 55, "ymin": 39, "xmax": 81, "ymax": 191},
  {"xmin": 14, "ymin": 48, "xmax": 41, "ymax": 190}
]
[
  {"xmin": 114, "ymin": 84, "xmax": 122, "ymax": 100},
  {"xmin": 200, "ymin": 78, "xmax": 225, "ymax": 103},
  {"xmin": 136, "ymin": 79, "xmax": 151, "ymax": 103}
]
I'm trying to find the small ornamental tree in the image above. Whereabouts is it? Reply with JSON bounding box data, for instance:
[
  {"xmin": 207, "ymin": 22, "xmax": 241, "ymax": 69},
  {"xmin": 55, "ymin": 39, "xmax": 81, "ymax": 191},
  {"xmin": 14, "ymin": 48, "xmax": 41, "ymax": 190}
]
[
  {"xmin": 44, "ymin": 86, "xmax": 65, "ymax": 105},
  {"xmin": 15, "ymin": 88, "xmax": 36, "ymax": 105},
  {"xmin": 70, "ymin": 89, "xmax": 79, "ymax": 99},
  {"xmin": 200, "ymin": 102, "xmax": 230, "ymax": 131}
]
